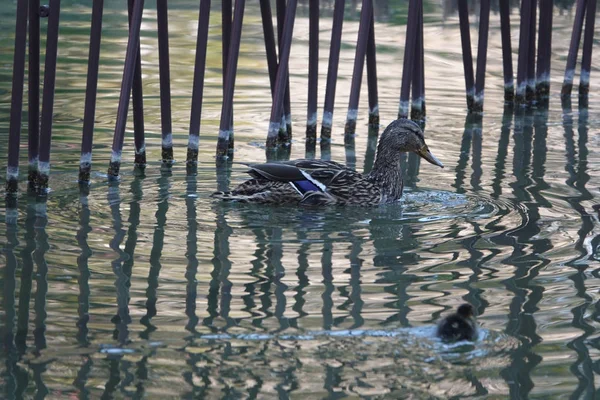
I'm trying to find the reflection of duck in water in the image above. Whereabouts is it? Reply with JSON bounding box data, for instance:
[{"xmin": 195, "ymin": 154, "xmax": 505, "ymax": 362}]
[
  {"xmin": 436, "ymin": 304, "xmax": 478, "ymax": 342},
  {"xmin": 212, "ymin": 119, "xmax": 444, "ymax": 206}
]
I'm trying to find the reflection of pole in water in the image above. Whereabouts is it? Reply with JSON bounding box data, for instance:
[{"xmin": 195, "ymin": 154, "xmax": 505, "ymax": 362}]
[
  {"xmin": 185, "ymin": 167, "xmax": 199, "ymax": 333},
  {"xmin": 321, "ymin": 232, "xmax": 334, "ymax": 330},
  {"xmin": 76, "ymin": 185, "xmax": 92, "ymax": 347},
  {"xmin": 491, "ymin": 106, "xmax": 513, "ymax": 199},
  {"xmin": 15, "ymin": 197, "xmax": 36, "ymax": 354}
]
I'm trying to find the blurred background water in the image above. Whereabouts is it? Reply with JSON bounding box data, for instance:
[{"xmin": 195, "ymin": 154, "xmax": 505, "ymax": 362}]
[{"xmin": 1, "ymin": 0, "xmax": 600, "ymax": 398}]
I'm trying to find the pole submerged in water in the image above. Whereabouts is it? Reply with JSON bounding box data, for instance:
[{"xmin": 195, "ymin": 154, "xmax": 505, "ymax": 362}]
[
  {"xmin": 579, "ymin": 0, "xmax": 596, "ymax": 97},
  {"xmin": 36, "ymin": 0, "xmax": 62, "ymax": 191},
  {"xmin": 156, "ymin": 0, "xmax": 173, "ymax": 162},
  {"xmin": 536, "ymin": 0, "xmax": 553, "ymax": 102},
  {"xmin": 399, "ymin": 0, "xmax": 420, "ymax": 118},
  {"xmin": 28, "ymin": 0, "xmax": 41, "ymax": 186},
  {"xmin": 366, "ymin": 12, "xmax": 379, "ymax": 126},
  {"xmin": 187, "ymin": 0, "xmax": 211, "ymax": 163},
  {"xmin": 562, "ymin": 0, "xmax": 586, "ymax": 98},
  {"xmin": 216, "ymin": 0, "xmax": 245, "ymax": 159},
  {"xmin": 306, "ymin": 0, "xmax": 319, "ymax": 142},
  {"xmin": 128, "ymin": 0, "xmax": 146, "ymax": 167},
  {"xmin": 499, "ymin": 0, "xmax": 514, "ymax": 103},
  {"xmin": 276, "ymin": 0, "xmax": 292, "ymax": 140},
  {"xmin": 320, "ymin": 0, "xmax": 345, "ymax": 142},
  {"xmin": 472, "ymin": 0, "xmax": 490, "ymax": 113},
  {"xmin": 344, "ymin": 0, "xmax": 373, "ymax": 136},
  {"xmin": 525, "ymin": 0, "xmax": 537, "ymax": 105},
  {"xmin": 516, "ymin": 0, "xmax": 532, "ymax": 105},
  {"xmin": 5, "ymin": 0, "xmax": 28, "ymax": 193},
  {"xmin": 79, "ymin": 0, "xmax": 105, "ymax": 183},
  {"xmin": 410, "ymin": 0, "xmax": 425, "ymax": 121},
  {"xmin": 108, "ymin": 0, "xmax": 144, "ymax": 178},
  {"xmin": 457, "ymin": 0, "xmax": 475, "ymax": 111},
  {"xmin": 266, "ymin": 0, "xmax": 298, "ymax": 150}
]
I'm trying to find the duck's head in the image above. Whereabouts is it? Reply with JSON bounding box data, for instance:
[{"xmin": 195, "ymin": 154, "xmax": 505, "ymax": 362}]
[
  {"xmin": 456, "ymin": 303, "xmax": 475, "ymax": 319},
  {"xmin": 380, "ymin": 119, "xmax": 444, "ymax": 168}
]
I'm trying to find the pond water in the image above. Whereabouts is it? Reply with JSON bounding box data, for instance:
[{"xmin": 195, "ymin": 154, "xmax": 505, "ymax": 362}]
[{"xmin": 1, "ymin": 0, "xmax": 600, "ymax": 398}]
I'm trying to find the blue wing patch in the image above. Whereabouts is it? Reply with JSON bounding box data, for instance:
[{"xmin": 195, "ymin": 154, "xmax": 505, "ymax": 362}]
[{"xmin": 291, "ymin": 180, "xmax": 321, "ymax": 194}]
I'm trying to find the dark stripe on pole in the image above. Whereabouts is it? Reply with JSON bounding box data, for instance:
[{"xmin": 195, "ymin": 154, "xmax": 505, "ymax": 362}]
[
  {"xmin": 216, "ymin": 0, "xmax": 245, "ymax": 158},
  {"xmin": 128, "ymin": 0, "xmax": 146, "ymax": 166},
  {"xmin": 157, "ymin": 0, "xmax": 173, "ymax": 162},
  {"xmin": 186, "ymin": 0, "xmax": 211, "ymax": 163},
  {"xmin": 535, "ymin": 0, "xmax": 553, "ymax": 101},
  {"xmin": 457, "ymin": 0, "xmax": 475, "ymax": 111},
  {"xmin": 410, "ymin": 0, "xmax": 425, "ymax": 121},
  {"xmin": 266, "ymin": 0, "xmax": 298, "ymax": 150},
  {"xmin": 344, "ymin": 0, "xmax": 373, "ymax": 136},
  {"xmin": 516, "ymin": 0, "xmax": 532, "ymax": 104},
  {"xmin": 499, "ymin": 0, "xmax": 514, "ymax": 102},
  {"xmin": 79, "ymin": 0, "xmax": 105, "ymax": 183},
  {"xmin": 579, "ymin": 0, "xmax": 596, "ymax": 97},
  {"xmin": 472, "ymin": 0, "xmax": 490, "ymax": 113},
  {"xmin": 366, "ymin": 12, "xmax": 379, "ymax": 126},
  {"xmin": 562, "ymin": 0, "xmax": 586, "ymax": 98},
  {"xmin": 399, "ymin": 0, "xmax": 420, "ymax": 118},
  {"xmin": 108, "ymin": 0, "xmax": 145, "ymax": 178},
  {"xmin": 28, "ymin": 0, "xmax": 40, "ymax": 184},
  {"xmin": 320, "ymin": 0, "xmax": 345, "ymax": 142},
  {"xmin": 306, "ymin": 0, "xmax": 319, "ymax": 142},
  {"xmin": 36, "ymin": 0, "xmax": 61, "ymax": 191},
  {"xmin": 5, "ymin": 0, "xmax": 28, "ymax": 193}
]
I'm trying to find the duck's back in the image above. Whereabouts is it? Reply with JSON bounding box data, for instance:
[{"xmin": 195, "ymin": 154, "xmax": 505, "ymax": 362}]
[{"xmin": 436, "ymin": 314, "xmax": 477, "ymax": 342}]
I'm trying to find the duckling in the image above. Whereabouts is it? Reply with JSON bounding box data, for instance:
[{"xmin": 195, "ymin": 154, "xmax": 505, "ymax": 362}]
[
  {"xmin": 212, "ymin": 119, "xmax": 443, "ymax": 206},
  {"xmin": 436, "ymin": 303, "xmax": 478, "ymax": 342}
]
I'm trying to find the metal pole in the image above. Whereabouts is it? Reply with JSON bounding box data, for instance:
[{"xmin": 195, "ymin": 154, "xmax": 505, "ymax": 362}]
[
  {"xmin": 5, "ymin": 0, "xmax": 28, "ymax": 193},
  {"xmin": 28, "ymin": 0, "xmax": 40, "ymax": 185},
  {"xmin": 410, "ymin": 0, "xmax": 425, "ymax": 120},
  {"xmin": 366, "ymin": 12, "xmax": 379, "ymax": 126},
  {"xmin": 516, "ymin": 0, "xmax": 532, "ymax": 105},
  {"xmin": 36, "ymin": 0, "xmax": 62, "ymax": 191},
  {"xmin": 535, "ymin": 0, "xmax": 553, "ymax": 101},
  {"xmin": 344, "ymin": 0, "xmax": 373, "ymax": 136},
  {"xmin": 561, "ymin": 0, "xmax": 586, "ymax": 98},
  {"xmin": 320, "ymin": 0, "xmax": 345, "ymax": 142},
  {"xmin": 457, "ymin": 0, "xmax": 475, "ymax": 111},
  {"xmin": 266, "ymin": 0, "xmax": 298, "ymax": 149},
  {"xmin": 222, "ymin": 0, "xmax": 233, "ymax": 148},
  {"xmin": 472, "ymin": 0, "xmax": 490, "ymax": 113},
  {"xmin": 108, "ymin": 0, "xmax": 145, "ymax": 178},
  {"xmin": 157, "ymin": 0, "xmax": 173, "ymax": 162},
  {"xmin": 398, "ymin": 0, "xmax": 420, "ymax": 118},
  {"xmin": 579, "ymin": 0, "xmax": 596, "ymax": 97},
  {"xmin": 79, "ymin": 0, "xmax": 105, "ymax": 182},
  {"xmin": 186, "ymin": 0, "xmax": 211, "ymax": 163},
  {"xmin": 128, "ymin": 0, "xmax": 146, "ymax": 166},
  {"xmin": 499, "ymin": 0, "xmax": 514, "ymax": 102},
  {"xmin": 215, "ymin": 0, "xmax": 245, "ymax": 158},
  {"xmin": 525, "ymin": 0, "xmax": 537, "ymax": 105},
  {"xmin": 276, "ymin": 0, "xmax": 292, "ymax": 139},
  {"xmin": 306, "ymin": 0, "xmax": 319, "ymax": 141}
]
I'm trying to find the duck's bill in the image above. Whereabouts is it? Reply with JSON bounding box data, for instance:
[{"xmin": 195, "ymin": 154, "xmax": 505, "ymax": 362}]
[{"xmin": 417, "ymin": 145, "xmax": 444, "ymax": 168}]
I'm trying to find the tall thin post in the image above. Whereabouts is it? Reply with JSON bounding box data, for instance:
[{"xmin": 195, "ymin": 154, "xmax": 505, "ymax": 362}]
[
  {"xmin": 344, "ymin": 0, "xmax": 373, "ymax": 136},
  {"xmin": 128, "ymin": 0, "xmax": 146, "ymax": 166},
  {"xmin": 306, "ymin": 0, "xmax": 319, "ymax": 142},
  {"xmin": 36, "ymin": 0, "xmax": 62, "ymax": 191},
  {"xmin": 366, "ymin": 13, "xmax": 379, "ymax": 126},
  {"xmin": 472, "ymin": 0, "xmax": 490, "ymax": 113},
  {"xmin": 276, "ymin": 0, "xmax": 292, "ymax": 138},
  {"xmin": 457, "ymin": 0, "xmax": 475, "ymax": 111},
  {"xmin": 186, "ymin": 0, "xmax": 211, "ymax": 163},
  {"xmin": 5, "ymin": 0, "xmax": 28, "ymax": 193},
  {"xmin": 28, "ymin": 0, "xmax": 40, "ymax": 185},
  {"xmin": 525, "ymin": 0, "xmax": 537, "ymax": 105},
  {"xmin": 320, "ymin": 0, "xmax": 345, "ymax": 142},
  {"xmin": 222, "ymin": 0, "xmax": 233, "ymax": 147},
  {"xmin": 579, "ymin": 0, "xmax": 596, "ymax": 97},
  {"xmin": 79, "ymin": 0, "xmax": 105, "ymax": 182},
  {"xmin": 108, "ymin": 0, "xmax": 145, "ymax": 178},
  {"xmin": 499, "ymin": 0, "xmax": 514, "ymax": 102},
  {"xmin": 398, "ymin": 0, "xmax": 420, "ymax": 118},
  {"xmin": 215, "ymin": 0, "xmax": 245, "ymax": 158},
  {"xmin": 156, "ymin": 0, "xmax": 173, "ymax": 162},
  {"xmin": 266, "ymin": 0, "xmax": 298, "ymax": 149},
  {"xmin": 516, "ymin": 0, "xmax": 532, "ymax": 105},
  {"xmin": 561, "ymin": 0, "xmax": 586, "ymax": 98},
  {"xmin": 410, "ymin": 0, "xmax": 425, "ymax": 120},
  {"xmin": 536, "ymin": 0, "xmax": 553, "ymax": 101}
]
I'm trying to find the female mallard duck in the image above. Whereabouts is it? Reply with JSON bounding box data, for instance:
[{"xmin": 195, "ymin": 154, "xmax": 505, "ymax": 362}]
[
  {"xmin": 212, "ymin": 119, "xmax": 443, "ymax": 206},
  {"xmin": 436, "ymin": 303, "xmax": 478, "ymax": 342}
]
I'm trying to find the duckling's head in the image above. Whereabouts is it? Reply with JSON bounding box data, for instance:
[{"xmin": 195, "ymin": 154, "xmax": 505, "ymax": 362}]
[
  {"xmin": 456, "ymin": 303, "xmax": 475, "ymax": 319},
  {"xmin": 379, "ymin": 119, "xmax": 444, "ymax": 168}
]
